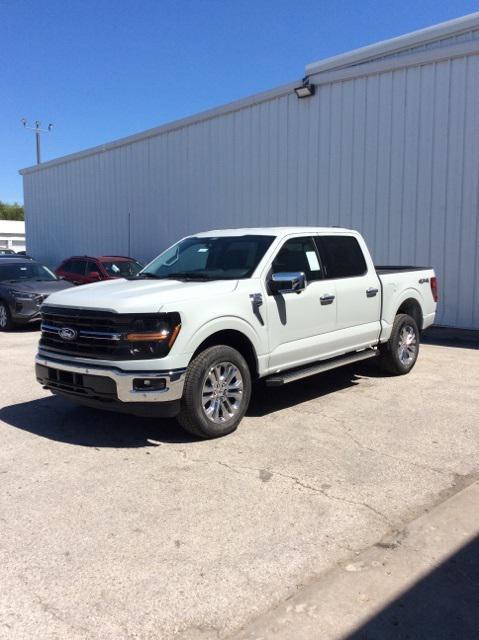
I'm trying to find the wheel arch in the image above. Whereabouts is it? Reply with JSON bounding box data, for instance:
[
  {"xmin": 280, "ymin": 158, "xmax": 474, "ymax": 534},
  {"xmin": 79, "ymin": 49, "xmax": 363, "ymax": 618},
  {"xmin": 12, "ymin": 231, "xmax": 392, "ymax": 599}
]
[
  {"xmin": 396, "ymin": 297, "xmax": 423, "ymax": 331},
  {"xmin": 191, "ymin": 329, "xmax": 259, "ymax": 379}
]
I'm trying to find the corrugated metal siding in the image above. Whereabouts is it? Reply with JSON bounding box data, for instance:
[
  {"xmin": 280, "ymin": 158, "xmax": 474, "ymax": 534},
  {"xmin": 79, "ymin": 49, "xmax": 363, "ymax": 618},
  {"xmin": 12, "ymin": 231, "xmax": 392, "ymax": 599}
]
[{"xmin": 24, "ymin": 52, "xmax": 479, "ymax": 330}]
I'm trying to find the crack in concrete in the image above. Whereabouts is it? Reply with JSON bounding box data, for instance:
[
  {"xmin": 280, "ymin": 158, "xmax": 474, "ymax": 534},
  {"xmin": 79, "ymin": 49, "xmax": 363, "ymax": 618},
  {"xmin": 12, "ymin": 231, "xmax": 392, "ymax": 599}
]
[
  {"xmin": 185, "ymin": 455, "xmax": 393, "ymax": 526},
  {"xmin": 252, "ymin": 466, "xmax": 393, "ymax": 526},
  {"xmin": 326, "ymin": 414, "xmax": 451, "ymax": 478},
  {"xmin": 18, "ymin": 575, "xmax": 93, "ymax": 637}
]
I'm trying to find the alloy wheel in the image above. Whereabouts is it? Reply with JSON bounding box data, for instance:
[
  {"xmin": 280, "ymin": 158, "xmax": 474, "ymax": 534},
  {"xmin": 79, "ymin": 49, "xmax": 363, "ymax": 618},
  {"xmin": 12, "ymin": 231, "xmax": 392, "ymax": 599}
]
[
  {"xmin": 201, "ymin": 361, "xmax": 244, "ymax": 423},
  {"xmin": 0, "ymin": 305, "xmax": 7, "ymax": 328},
  {"xmin": 398, "ymin": 324, "xmax": 417, "ymax": 366}
]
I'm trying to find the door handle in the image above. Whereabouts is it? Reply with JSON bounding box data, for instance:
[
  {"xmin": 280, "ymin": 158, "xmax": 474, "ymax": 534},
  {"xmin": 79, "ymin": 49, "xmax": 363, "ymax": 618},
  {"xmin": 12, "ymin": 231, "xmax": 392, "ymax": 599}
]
[
  {"xmin": 366, "ymin": 287, "xmax": 379, "ymax": 297},
  {"xmin": 320, "ymin": 294, "xmax": 335, "ymax": 305}
]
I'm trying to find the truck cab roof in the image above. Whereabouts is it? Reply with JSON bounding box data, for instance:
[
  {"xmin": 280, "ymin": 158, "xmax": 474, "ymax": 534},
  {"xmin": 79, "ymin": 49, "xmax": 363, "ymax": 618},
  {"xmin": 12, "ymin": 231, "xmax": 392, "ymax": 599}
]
[{"xmin": 195, "ymin": 227, "xmax": 354, "ymax": 238}]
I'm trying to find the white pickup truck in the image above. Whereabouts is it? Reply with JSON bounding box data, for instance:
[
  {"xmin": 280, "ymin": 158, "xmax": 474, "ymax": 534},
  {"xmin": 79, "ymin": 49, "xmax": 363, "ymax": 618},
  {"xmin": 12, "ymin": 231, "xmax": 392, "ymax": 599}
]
[{"xmin": 36, "ymin": 228, "xmax": 437, "ymax": 438}]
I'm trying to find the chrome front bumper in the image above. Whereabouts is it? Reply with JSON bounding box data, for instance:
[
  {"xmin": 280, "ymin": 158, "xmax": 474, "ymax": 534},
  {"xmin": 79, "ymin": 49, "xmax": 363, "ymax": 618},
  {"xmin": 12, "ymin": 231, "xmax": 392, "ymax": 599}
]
[{"xmin": 35, "ymin": 355, "xmax": 186, "ymax": 403}]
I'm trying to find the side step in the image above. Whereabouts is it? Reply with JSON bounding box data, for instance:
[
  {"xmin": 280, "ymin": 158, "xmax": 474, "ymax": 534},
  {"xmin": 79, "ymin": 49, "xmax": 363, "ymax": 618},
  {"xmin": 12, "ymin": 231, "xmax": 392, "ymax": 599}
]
[{"xmin": 265, "ymin": 349, "xmax": 378, "ymax": 387}]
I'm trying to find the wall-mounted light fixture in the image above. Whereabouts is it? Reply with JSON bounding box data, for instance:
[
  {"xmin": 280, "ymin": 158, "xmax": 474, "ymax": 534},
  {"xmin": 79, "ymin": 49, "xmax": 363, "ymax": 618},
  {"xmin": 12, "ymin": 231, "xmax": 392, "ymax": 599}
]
[{"xmin": 294, "ymin": 77, "xmax": 315, "ymax": 99}]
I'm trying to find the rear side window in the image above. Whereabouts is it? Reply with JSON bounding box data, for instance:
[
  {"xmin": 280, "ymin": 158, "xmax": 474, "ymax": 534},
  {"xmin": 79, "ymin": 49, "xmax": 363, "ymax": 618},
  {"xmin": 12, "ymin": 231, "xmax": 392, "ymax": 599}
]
[
  {"xmin": 68, "ymin": 259, "xmax": 86, "ymax": 275},
  {"xmin": 85, "ymin": 261, "xmax": 99, "ymax": 274},
  {"xmin": 315, "ymin": 236, "xmax": 367, "ymax": 279}
]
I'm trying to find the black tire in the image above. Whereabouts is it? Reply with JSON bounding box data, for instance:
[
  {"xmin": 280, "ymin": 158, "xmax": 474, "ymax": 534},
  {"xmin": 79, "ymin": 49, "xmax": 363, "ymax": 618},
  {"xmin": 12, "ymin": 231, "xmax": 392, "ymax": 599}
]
[
  {"xmin": 177, "ymin": 345, "xmax": 252, "ymax": 439},
  {"xmin": 379, "ymin": 313, "xmax": 420, "ymax": 375},
  {"xmin": 0, "ymin": 301, "xmax": 13, "ymax": 331}
]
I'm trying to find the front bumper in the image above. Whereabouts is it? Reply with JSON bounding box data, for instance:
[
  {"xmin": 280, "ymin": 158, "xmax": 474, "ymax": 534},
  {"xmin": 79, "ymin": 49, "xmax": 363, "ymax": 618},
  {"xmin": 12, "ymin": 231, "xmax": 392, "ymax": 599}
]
[
  {"xmin": 12, "ymin": 298, "xmax": 43, "ymax": 323},
  {"xmin": 35, "ymin": 355, "xmax": 186, "ymax": 404}
]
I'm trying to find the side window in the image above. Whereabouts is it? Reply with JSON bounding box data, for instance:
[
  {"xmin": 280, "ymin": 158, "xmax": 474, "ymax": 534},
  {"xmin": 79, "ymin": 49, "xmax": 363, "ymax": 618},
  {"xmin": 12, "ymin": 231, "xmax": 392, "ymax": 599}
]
[
  {"xmin": 69, "ymin": 259, "xmax": 86, "ymax": 275},
  {"xmin": 272, "ymin": 237, "xmax": 323, "ymax": 282},
  {"xmin": 62, "ymin": 260, "xmax": 72, "ymax": 272},
  {"xmin": 85, "ymin": 261, "xmax": 99, "ymax": 275},
  {"xmin": 315, "ymin": 236, "xmax": 367, "ymax": 279}
]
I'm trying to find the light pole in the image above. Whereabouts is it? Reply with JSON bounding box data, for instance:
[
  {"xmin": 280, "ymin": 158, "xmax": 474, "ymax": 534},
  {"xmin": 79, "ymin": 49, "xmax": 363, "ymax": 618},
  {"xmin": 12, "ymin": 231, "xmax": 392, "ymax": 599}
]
[{"xmin": 21, "ymin": 119, "xmax": 53, "ymax": 164}]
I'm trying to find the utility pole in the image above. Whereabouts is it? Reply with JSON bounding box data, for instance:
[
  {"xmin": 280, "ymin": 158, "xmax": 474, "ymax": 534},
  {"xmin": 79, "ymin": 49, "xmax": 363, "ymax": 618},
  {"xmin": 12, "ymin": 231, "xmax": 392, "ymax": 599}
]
[{"xmin": 21, "ymin": 119, "xmax": 53, "ymax": 164}]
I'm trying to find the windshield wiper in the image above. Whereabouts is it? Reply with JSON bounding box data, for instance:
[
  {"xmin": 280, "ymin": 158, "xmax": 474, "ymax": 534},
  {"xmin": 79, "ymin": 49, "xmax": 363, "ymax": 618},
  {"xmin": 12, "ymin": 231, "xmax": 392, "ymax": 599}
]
[
  {"xmin": 165, "ymin": 272, "xmax": 212, "ymax": 281},
  {"xmin": 133, "ymin": 272, "xmax": 162, "ymax": 279},
  {"xmin": 130, "ymin": 271, "xmax": 213, "ymax": 281}
]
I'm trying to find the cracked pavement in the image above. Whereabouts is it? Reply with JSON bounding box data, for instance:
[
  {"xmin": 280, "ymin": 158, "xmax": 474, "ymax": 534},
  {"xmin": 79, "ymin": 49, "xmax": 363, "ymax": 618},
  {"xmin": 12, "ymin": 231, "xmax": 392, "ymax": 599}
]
[{"xmin": 0, "ymin": 329, "xmax": 478, "ymax": 639}]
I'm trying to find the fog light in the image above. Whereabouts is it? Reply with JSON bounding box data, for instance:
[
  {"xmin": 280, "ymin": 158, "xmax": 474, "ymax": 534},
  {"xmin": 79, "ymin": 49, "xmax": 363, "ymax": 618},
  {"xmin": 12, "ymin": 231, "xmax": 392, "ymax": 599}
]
[{"xmin": 133, "ymin": 378, "xmax": 166, "ymax": 391}]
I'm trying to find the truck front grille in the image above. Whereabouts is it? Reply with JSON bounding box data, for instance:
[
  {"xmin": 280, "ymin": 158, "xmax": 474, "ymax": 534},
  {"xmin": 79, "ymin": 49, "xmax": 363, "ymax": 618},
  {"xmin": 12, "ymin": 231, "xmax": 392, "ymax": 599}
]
[{"xmin": 39, "ymin": 306, "xmax": 178, "ymax": 361}]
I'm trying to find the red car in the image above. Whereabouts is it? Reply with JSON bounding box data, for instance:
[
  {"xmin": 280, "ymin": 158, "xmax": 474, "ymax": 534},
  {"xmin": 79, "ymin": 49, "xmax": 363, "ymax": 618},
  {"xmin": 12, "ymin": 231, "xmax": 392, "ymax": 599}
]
[{"xmin": 55, "ymin": 255, "xmax": 143, "ymax": 285}]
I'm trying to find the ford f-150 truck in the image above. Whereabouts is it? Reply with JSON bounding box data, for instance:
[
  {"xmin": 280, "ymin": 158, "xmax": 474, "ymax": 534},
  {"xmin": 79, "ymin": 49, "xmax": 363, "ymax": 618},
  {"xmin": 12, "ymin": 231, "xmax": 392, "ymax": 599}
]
[{"xmin": 35, "ymin": 228, "xmax": 437, "ymax": 438}]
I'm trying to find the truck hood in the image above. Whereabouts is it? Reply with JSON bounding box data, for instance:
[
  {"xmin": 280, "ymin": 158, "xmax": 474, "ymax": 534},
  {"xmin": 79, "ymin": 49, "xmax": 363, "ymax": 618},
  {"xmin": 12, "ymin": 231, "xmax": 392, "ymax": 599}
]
[{"xmin": 42, "ymin": 277, "xmax": 239, "ymax": 313}]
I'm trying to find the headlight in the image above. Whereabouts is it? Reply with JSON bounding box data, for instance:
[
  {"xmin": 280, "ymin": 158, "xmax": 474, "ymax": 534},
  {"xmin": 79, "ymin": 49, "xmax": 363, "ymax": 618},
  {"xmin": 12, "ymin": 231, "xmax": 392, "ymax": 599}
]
[
  {"xmin": 9, "ymin": 290, "xmax": 39, "ymax": 301},
  {"xmin": 125, "ymin": 313, "xmax": 181, "ymax": 358}
]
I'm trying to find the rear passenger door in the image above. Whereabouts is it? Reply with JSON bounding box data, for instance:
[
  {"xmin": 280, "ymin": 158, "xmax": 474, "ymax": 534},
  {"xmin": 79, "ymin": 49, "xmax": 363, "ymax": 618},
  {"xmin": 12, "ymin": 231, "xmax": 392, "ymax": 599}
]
[
  {"xmin": 315, "ymin": 235, "xmax": 381, "ymax": 352},
  {"xmin": 85, "ymin": 260, "xmax": 102, "ymax": 283},
  {"xmin": 67, "ymin": 259, "xmax": 88, "ymax": 285}
]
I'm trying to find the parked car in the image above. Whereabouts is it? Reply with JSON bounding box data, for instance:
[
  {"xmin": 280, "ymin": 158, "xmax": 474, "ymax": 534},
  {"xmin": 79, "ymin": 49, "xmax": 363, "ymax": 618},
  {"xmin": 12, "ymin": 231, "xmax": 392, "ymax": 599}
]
[
  {"xmin": 55, "ymin": 255, "xmax": 143, "ymax": 285},
  {"xmin": 36, "ymin": 227, "xmax": 437, "ymax": 438},
  {"xmin": 0, "ymin": 249, "xmax": 16, "ymax": 255},
  {"xmin": 0, "ymin": 252, "xmax": 31, "ymax": 259},
  {"xmin": 0, "ymin": 258, "xmax": 73, "ymax": 330}
]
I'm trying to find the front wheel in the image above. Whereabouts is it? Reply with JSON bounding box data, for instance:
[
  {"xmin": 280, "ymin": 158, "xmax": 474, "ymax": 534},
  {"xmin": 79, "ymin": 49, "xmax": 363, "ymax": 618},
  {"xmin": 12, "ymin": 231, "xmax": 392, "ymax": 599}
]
[
  {"xmin": 0, "ymin": 301, "xmax": 13, "ymax": 331},
  {"xmin": 178, "ymin": 345, "xmax": 252, "ymax": 439},
  {"xmin": 379, "ymin": 313, "xmax": 420, "ymax": 375}
]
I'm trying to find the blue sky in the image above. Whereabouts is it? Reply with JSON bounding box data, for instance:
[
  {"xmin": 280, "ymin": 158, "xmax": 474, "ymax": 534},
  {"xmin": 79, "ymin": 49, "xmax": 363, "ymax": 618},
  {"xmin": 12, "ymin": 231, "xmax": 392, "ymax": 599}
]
[{"xmin": 1, "ymin": 0, "xmax": 478, "ymax": 203}]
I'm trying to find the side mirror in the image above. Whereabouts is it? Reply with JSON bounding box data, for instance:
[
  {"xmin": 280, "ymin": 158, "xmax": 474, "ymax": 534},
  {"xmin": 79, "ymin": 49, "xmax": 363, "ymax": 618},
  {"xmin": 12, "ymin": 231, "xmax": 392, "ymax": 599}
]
[
  {"xmin": 89, "ymin": 271, "xmax": 101, "ymax": 280},
  {"xmin": 269, "ymin": 272, "xmax": 306, "ymax": 294}
]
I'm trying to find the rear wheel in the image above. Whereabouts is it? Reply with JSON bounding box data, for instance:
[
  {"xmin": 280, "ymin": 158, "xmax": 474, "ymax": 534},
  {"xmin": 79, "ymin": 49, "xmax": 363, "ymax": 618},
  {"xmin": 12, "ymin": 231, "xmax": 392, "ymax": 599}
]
[
  {"xmin": 178, "ymin": 345, "xmax": 252, "ymax": 439},
  {"xmin": 379, "ymin": 313, "xmax": 419, "ymax": 375},
  {"xmin": 0, "ymin": 301, "xmax": 13, "ymax": 331}
]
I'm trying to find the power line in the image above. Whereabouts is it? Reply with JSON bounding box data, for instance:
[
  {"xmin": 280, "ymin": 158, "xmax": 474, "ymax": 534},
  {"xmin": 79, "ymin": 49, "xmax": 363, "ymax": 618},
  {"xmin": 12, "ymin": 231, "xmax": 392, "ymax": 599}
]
[{"xmin": 21, "ymin": 119, "xmax": 53, "ymax": 164}]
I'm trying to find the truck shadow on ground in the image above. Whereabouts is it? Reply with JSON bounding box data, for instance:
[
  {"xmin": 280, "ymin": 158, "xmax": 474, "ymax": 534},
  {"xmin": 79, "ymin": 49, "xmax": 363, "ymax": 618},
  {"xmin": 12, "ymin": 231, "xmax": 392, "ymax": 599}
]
[
  {"xmin": 0, "ymin": 365, "xmax": 370, "ymax": 448},
  {"xmin": 248, "ymin": 365, "xmax": 366, "ymax": 417}
]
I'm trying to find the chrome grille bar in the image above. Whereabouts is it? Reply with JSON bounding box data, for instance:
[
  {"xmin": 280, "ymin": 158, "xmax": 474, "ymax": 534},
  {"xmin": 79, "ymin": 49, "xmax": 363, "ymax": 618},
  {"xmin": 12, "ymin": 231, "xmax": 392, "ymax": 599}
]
[{"xmin": 41, "ymin": 323, "xmax": 122, "ymax": 341}]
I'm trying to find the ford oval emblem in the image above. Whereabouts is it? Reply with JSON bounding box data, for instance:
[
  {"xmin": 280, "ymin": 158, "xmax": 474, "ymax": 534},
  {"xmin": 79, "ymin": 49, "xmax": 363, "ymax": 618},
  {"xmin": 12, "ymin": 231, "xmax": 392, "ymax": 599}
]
[{"xmin": 59, "ymin": 327, "xmax": 77, "ymax": 341}]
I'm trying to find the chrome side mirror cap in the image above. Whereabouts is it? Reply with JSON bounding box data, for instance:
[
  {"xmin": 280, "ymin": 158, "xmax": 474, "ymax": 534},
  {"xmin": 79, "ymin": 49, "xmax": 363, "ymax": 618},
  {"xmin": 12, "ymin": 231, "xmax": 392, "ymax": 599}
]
[{"xmin": 270, "ymin": 271, "xmax": 306, "ymax": 294}]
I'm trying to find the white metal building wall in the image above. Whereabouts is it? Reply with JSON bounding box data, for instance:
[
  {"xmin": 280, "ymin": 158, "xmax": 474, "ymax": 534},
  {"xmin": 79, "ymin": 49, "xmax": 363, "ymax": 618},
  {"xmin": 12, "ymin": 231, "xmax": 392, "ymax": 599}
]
[{"xmin": 21, "ymin": 14, "xmax": 479, "ymax": 330}]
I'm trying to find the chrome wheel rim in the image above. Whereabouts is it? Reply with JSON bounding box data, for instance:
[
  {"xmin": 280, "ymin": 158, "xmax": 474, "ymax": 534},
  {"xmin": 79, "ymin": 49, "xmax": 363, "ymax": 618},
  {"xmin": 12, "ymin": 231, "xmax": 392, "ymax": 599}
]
[
  {"xmin": 201, "ymin": 361, "xmax": 244, "ymax": 424},
  {"xmin": 398, "ymin": 324, "xmax": 417, "ymax": 366},
  {"xmin": 0, "ymin": 305, "xmax": 7, "ymax": 328}
]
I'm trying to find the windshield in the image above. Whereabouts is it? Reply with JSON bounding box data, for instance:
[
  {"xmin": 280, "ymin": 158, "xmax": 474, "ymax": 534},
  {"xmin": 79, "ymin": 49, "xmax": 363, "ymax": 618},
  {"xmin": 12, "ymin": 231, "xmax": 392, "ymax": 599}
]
[
  {"xmin": 101, "ymin": 260, "xmax": 143, "ymax": 277},
  {"xmin": 141, "ymin": 235, "xmax": 275, "ymax": 280},
  {"xmin": 0, "ymin": 262, "xmax": 57, "ymax": 283}
]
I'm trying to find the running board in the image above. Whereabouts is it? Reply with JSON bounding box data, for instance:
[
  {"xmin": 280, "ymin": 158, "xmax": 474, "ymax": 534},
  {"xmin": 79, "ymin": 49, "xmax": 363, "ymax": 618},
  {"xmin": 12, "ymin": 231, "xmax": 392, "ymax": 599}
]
[{"xmin": 265, "ymin": 349, "xmax": 378, "ymax": 387}]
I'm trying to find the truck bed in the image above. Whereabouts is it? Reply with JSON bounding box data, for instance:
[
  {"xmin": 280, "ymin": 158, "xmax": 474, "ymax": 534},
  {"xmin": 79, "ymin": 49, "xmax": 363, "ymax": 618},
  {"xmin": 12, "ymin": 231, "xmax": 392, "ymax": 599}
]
[{"xmin": 375, "ymin": 265, "xmax": 432, "ymax": 275}]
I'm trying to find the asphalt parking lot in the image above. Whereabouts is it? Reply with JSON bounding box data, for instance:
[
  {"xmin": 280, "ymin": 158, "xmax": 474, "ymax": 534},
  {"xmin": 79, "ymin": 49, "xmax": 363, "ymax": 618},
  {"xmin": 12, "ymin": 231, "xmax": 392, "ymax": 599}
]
[{"xmin": 1, "ymin": 328, "xmax": 478, "ymax": 639}]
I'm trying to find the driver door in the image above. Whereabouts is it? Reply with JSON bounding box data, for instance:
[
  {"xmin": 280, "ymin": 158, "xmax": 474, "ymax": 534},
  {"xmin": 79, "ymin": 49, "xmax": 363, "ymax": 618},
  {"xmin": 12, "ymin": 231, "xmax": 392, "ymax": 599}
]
[{"xmin": 264, "ymin": 236, "xmax": 337, "ymax": 371}]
